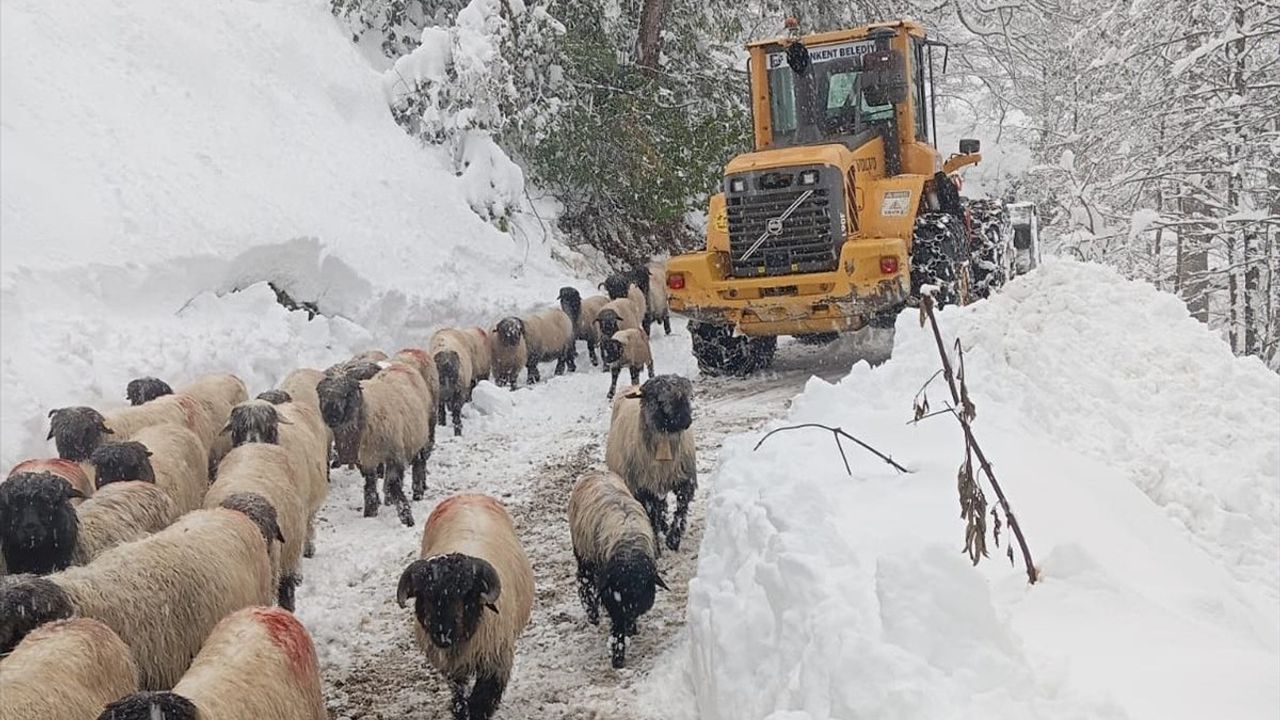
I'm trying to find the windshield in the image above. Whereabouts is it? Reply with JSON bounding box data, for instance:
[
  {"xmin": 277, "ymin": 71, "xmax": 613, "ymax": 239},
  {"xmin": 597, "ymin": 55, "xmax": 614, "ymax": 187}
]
[{"xmin": 767, "ymin": 47, "xmax": 894, "ymax": 148}]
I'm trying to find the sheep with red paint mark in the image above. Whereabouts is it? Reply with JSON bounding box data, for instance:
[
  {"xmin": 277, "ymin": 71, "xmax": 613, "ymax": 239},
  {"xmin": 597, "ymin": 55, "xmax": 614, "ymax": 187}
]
[
  {"xmin": 398, "ymin": 494, "xmax": 534, "ymax": 720},
  {"xmin": 125, "ymin": 376, "xmax": 174, "ymax": 406},
  {"xmin": 47, "ymin": 394, "xmax": 219, "ymax": 476},
  {"xmin": 0, "ymin": 618, "xmax": 138, "ymax": 720},
  {"xmin": 99, "ymin": 606, "xmax": 326, "ymax": 720},
  {"xmin": 6, "ymin": 458, "xmax": 95, "ymax": 501}
]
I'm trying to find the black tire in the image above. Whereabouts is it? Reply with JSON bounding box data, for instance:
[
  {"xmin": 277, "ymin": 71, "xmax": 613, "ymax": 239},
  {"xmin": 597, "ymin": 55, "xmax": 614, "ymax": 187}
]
[
  {"xmin": 911, "ymin": 213, "xmax": 965, "ymax": 307},
  {"xmin": 793, "ymin": 332, "xmax": 839, "ymax": 346},
  {"xmin": 963, "ymin": 198, "xmax": 1012, "ymax": 300},
  {"xmin": 690, "ymin": 322, "xmax": 777, "ymax": 376}
]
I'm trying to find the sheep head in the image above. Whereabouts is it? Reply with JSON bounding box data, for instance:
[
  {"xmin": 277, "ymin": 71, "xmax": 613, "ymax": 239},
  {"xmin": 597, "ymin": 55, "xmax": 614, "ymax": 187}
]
[
  {"xmin": 90, "ymin": 441, "xmax": 156, "ymax": 487},
  {"xmin": 316, "ymin": 374, "xmax": 362, "ymax": 429},
  {"xmin": 595, "ymin": 309, "xmax": 622, "ymax": 338},
  {"xmin": 602, "ymin": 274, "xmax": 631, "ymax": 300},
  {"xmin": 638, "ymin": 375, "xmax": 694, "ymax": 434},
  {"xmin": 217, "ymin": 492, "xmax": 286, "ymax": 546},
  {"xmin": 600, "ymin": 543, "xmax": 664, "ymax": 628},
  {"xmin": 629, "ymin": 266, "xmax": 652, "ymax": 295},
  {"xmin": 495, "ymin": 317, "xmax": 525, "ymax": 347},
  {"xmin": 397, "ymin": 553, "xmax": 501, "ymax": 650},
  {"xmin": 0, "ymin": 574, "xmax": 74, "ymax": 654},
  {"xmin": 46, "ymin": 407, "xmax": 112, "ymax": 462},
  {"xmin": 433, "ymin": 350, "xmax": 462, "ymax": 392},
  {"xmin": 601, "ymin": 337, "xmax": 625, "ymax": 366},
  {"xmin": 0, "ymin": 472, "xmax": 83, "ymax": 575},
  {"xmin": 558, "ymin": 287, "xmax": 582, "ymax": 321},
  {"xmin": 101, "ymin": 693, "xmax": 199, "ymax": 720},
  {"xmin": 225, "ymin": 400, "xmax": 288, "ymax": 446},
  {"xmin": 255, "ymin": 389, "xmax": 293, "ymax": 405},
  {"xmin": 125, "ymin": 376, "xmax": 174, "ymax": 406}
]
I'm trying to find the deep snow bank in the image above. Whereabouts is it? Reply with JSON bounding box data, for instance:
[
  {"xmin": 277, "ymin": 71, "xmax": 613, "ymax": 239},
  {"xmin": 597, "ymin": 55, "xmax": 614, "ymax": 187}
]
[
  {"xmin": 688, "ymin": 259, "xmax": 1279, "ymax": 720},
  {"xmin": 0, "ymin": 0, "xmax": 577, "ymax": 468}
]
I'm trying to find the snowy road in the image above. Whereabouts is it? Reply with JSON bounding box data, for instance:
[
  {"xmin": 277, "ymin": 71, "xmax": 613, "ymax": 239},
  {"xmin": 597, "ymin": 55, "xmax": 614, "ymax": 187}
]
[{"xmin": 294, "ymin": 320, "xmax": 892, "ymax": 719}]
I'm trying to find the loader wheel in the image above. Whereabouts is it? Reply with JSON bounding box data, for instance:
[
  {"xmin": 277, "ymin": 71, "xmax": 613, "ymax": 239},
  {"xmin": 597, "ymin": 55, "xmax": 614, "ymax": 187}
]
[
  {"xmin": 793, "ymin": 332, "xmax": 839, "ymax": 346},
  {"xmin": 963, "ymin": 199, "xmax": 1013, "ymax": 300},
  {"xmin": 690, "ymin": 322, "xmax": 776, "ymax": 376},
  {"xmin": 910, "ymin": 213, "xmax": 965, "ymax": 307}
]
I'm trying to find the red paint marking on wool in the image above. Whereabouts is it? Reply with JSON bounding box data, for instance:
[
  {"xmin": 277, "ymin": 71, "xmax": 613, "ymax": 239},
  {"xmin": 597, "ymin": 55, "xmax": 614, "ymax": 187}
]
[
  {"xmin": 427, "ymin": 494, "xmax": 502, "ymax": 530},
  {"xmin": 174, "ymin": 394, "xmax": 200, "ymax": 429},
  {"xmin": 10, "ymin": 458, "xmax": 87, "ymax": 485},
  {"xmin": 473, "ymin": 327, "xmax": 488, "ymax": 338},
  {"xmin": 397, "ymin": 348, "xmax": 430, "ymax": 365},
  {"xmin": 251, "ymin": 607, "xmax": 318, "ymax": 681}
]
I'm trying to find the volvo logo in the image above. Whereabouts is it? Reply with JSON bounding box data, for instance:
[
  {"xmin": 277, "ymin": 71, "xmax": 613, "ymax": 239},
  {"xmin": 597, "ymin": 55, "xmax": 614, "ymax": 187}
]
[{"xmin": 766, "ymin": 217, "xmax": 784, "ymax": 236}]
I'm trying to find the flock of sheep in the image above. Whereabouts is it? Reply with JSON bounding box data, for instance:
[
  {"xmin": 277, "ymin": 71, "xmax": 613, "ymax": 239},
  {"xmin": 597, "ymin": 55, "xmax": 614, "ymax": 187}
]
[{"xmin": 0, "ymin": 262, "xmax": 700, "ymax": 720}]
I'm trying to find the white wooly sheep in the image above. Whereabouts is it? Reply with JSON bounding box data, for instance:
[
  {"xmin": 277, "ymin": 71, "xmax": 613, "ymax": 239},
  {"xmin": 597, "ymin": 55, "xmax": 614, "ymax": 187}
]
[
  {"xmin": 315, "ymin": 363, "xmax": 432, "ymax": 526},
  {"xmin": 593, "ymin": 298, "xmax": 643, "ymax": 351},
  {"xmin": 601, "ymin": 328, "xmax": 655, "ymax": 399},
  {"xmin": 397, "ymin": 494, "xmax": 534, "ymax": 720},
  {"xmin": 0, "ymin": 503, "xmax": 279, "ymax": 690},
  {"xmin": 0, "ymin": 617, "xmax": 139, "ymax": 720},
  {"xmin": 602, "ymin": 273, "xmax": 651, "ymax": 336},
  {"xmin": 278, "ymin": 367, "xmax": 327, "ymax": 412},
  {"xmin": 568, "ymin": 471, "xmax": 666, "ymax": 669},
  {"xmin": 631, "ymin": 262, "xmax": 671, "ymax": 336},
  {"xmin": 100, "ymin": 606, "xmax": 327, "ymax": 720},
  {"xmin": 489, "ymin": 317, "xmax": 529, "ymax": 391},
  {"xmin": 90, "ymin": 423, "xmax": 210, "ymax": 515},
  {"xmin": 605, "ymin": 375, "xmax": 697, "ymax": 552},
  {"xmin": 240, "ymin": 397, "xmax": 333, "ymax": 558},
  {"xmin": 177, "ymin": 373, "xmax": 250, "ymax": 472},
  {"xmin": 205, "ymin": 430, "xmax": 309, "ymax": 611},
  {"xmin": 520, "ymin": 307, "xmax": 576, "ymax": 382},
  {"xmin": 6, "ymin": 458, "xmax": 95, "ymax": 501},
  {"xmin": 428, "ymin": 328, "xmax": 485, "ymax": 436},
  {"xmin": 558, "ymin": 288, "xmax": 612, "ymax": 366},
  {"xmin": 73, "ymin": 481, "xmax": 179, "ymax": 565}
]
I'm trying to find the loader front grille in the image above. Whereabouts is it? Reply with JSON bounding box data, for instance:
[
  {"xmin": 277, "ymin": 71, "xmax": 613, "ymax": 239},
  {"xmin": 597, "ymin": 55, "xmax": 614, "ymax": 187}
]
[{"xmin": 725, "ymin": 165, "xmax": 843, "ymax": 278}]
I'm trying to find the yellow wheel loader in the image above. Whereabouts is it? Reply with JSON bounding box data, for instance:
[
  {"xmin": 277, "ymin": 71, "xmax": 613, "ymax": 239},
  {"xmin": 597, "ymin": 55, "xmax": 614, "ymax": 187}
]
[{"xmin": 664, "ymin": 20, "xmax": 1028, "ymax": 375}]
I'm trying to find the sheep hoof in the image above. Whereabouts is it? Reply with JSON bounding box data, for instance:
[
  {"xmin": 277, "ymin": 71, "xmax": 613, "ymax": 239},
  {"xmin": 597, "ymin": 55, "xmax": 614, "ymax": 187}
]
[
  {"xmin": 396, "ymin": 503, "xmax": 415, "ymax": 527},
  {"xmin": 303, "ymin": 540, "xmax": 316, "ymax": 558},
  {"xmin": 666, "ymin": 534, "xmax": 681, "ymax": 552},
  {"xmin": 453, "ymin": 426, "xmax": 463, "ymax": 437}
]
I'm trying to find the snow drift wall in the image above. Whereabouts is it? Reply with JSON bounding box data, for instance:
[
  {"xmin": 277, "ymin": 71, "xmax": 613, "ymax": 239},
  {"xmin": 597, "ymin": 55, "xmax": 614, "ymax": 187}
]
[
  {"xmin": 0, "ymin": 0, "xmax": 576, "ymax": 469},
  {"xmin": 688, "ymin": 259, "xmax": 1279, "ymax": 720}
]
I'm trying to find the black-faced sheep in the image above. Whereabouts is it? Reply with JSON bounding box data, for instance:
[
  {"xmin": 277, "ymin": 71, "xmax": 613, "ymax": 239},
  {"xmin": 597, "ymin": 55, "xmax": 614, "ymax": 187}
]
[
  {"xmin": 490, "ymin": 317, "xmax": 529, "ymax": 391},
  {"xmin": 0, "ymin": 617, "xmax": 139, "ymax": 720},
  {"xmin": 397, "ymin": 494, "xmax": 534, "ymax": 720},
  {"xmin": 559, "ymin": 288, "xmax": 611, "ymax": 367},
  {"xmin": 125, "ymin": 376, "xmax": 174, "ymax": 406},
  {"xmin": 91, "ymin": 423, "xmax": 209, "ymax": 514},
  {"xmin": 100, "ymin": 606, "xmax": 327, "ymax": 720},
  {"xmin": 568, "ymin": 471, "xmax": 666, "ymax": 669},
  {"xmin": 593, "ymin": 298, "xmax": 643, "ymax": 347},
  {"xmin": 315, "ymin": 363, "xmax": 432, "ymax": 526},
  {"xmin": 602, "ymin": 273, "xmax": 652, "ymax": 336},
  {"xmin": 213, "ymin": 403, "xmax": 312, "ymax": 609},
  {"xmin": 48, "ymin": 394, "xmax": 219, "ymax": 468},
  {"xmin": 605, "ymin": 375, "xmax": 697, "ymax": 552},
  {"xmin": 0, "ymin": 472, "xmax": 177, "ymax": 577},
  {"xmin": 630, "ymin": 262, "xmax": 671, "ymax": 335},
  {"xmin": 429, "ymin": 328, "xmax": 490, "ymax": 436},
  {"xmin": 601, "ymin": 328, "xmax": 655, "ymax": 400},
  {"xmin": 521, "ymin": 307, "xmax": 576, "ymax": 382},
  {"xmin": 0, "ymin": 501, "xmax": 279, "ymax": 689},
  {"xmin": 0, "ymin": 472, "xmax": 84, "ymax": 575}
]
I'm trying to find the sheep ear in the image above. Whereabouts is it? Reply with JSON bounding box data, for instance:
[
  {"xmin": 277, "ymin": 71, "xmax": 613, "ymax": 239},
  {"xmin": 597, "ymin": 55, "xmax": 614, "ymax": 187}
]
[
  {"xmin": 655, "ymin": 574, "xmax": 670, "ymax": 591},
  {"xmin": 474, "ymin": 559, "xmax": 501, "ymax": 608},
  {"xmin": 275, "ymin": 526, "xmax": 286, "ymax": 544},
  {"xmin": 99, "ymin": 422, "xmax": 114, "ymax": 435},
  {"xmin": 220, "ymin": 423, "xmax": 232, "ymax": 436},
  {"xmin": 48, "ymin": 408, "xmax": 59, "ymax": 418},
  {"xmin": 485, "ymin": 602, "xmax": 500, "ymax": 615},
  {"xmin": 278, "ymin": 416, "xmax": 293, "ymax": 425},
  {"xmin": 65, "ymin": 486, "xmax": 87, "ymax": 500},
  {"xmin": 397, "ymin": 560, "xmax": 429, "ymax": 609}
]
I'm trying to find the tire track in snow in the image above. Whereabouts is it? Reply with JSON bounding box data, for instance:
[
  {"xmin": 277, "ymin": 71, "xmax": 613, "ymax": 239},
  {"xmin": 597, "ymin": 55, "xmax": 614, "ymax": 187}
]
[{"xmin": 297, "ymin": 322, "xmax": 893, "ymax": 719}]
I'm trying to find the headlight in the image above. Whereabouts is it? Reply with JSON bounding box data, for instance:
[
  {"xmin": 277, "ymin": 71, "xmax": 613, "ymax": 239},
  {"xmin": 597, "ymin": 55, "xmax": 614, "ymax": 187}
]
[
  {"xmin": 728, "ymin": 177, "xmax": 747, "ymax": 193},
  {"xmin": 799, "ymin": 169, "xmax": 819, "ymax": 186}
]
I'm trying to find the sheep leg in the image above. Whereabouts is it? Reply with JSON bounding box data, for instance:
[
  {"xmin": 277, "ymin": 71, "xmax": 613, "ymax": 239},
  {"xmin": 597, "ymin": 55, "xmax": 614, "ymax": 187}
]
[
  {"xmin": 667, "ymin": 479, "xmax": 697, "ymax": 552},
  {"xmin": 278, "ymin": 574, "xmax": 298, "ymax": 612},
  {"xmin": 526, "ymin": 360, "xmax": 541, "ymax": 385},
  {"xmin": 610, "ymin": 625, "xmax": 628, "ymax": 669},
  {"xmin": 304, "ymin": 519, "xmax": 317, "ymax": 558},
  {"xmin": 565, "ymin": 343, "xmax": 577, "ymax": 373},
  {"xmin": 450, "ymin": 398, "xmax": 464, "ymax": 437},
  {"xmin": 629, "ymin": 366, "xmax": 641, "ymax": 386},
  {"xmin": 361, "ymin": 468, "xmax": 381, "ymax": 518},
  {"xmin": 663, "ymin": 315, "xmax": 672, "ymax": 335},
  {"xmin": 438, "ymin": 399, "xmax": 448, "ymax": 427},
  {"xmin": 575, "ymin": 554, "xmax": 599, "ymax": 624},
  {"xmin": 647, "ymin": 361, "xmax": 655, "ymax": 380},
  {"xmin": 555, "ymin": 355, "xmax": 567, "ymax": 376},
  {"xmin": 636, "ymin": 490, "xmax": 668, "ymax": 554},
  {"xmin": 608, "ymin": 368, "xmax": 621, "ymax": 400},
  {"xmin": 588, "ymin": 338, "xmax": 598, "ymax": 366},
  {"xmin": 411, "ymin": 448, "xmax": 427, "ymax": 501},
  {"xmin": 384, "ymin": 462, "xmax": 414, "ymax": 527},
  {"xmin": 467, "ymin": 670, "xmax": 508, "ymax": 720},
  {"xmin": 449, "ymin": 677, "xmax": 470, "ymax": 720}
]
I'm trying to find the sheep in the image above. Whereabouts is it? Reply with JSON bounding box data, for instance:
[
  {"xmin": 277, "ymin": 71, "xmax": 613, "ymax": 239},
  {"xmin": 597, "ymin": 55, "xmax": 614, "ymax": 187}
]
[
  {"xmin": 91, "ymin": 423, "xmax": 209, "ymax": 514},
  {"xmin": 602, "ymin": 273, "xmax": 651, "ymax": 336},
  {"xmin": 47, "ymin": 395, "xmax": 219, "ymax": 468},
  {"xmin": 605, "ymin": 375, "xmax": 697, "ymax": 552},
  {"xmin": 631, "ymin": 262, "xmax": 671, "ymax": 336},
  {"xmin": 559, "ymin": 288, "xmax": 611, "ymax": 366},
  {"xmin": 520, "ymin": 307, "xmax": 576, "ymax": 382},
  {"xmin": 397, "ymin": 494, "xmax": 534, "ymax": 720},
  {"xmin": 0, "ymin": 501, "xmax": 279, "ymax": 689},
  {"xmin": 489, "ymin": 317, "xmax": 528, "ymax": 391},
  {"xmin": 0, "ymin": 472, "xmax": 84, "ymax": 575},
  {"xmin": 601, "ymin": 328, "xmax": 655, "ymax": 400},
  {"xmin": 125, "ymin": 376, "xmax": 173, "ymax": 406},
  {"xmin": 429, "ymin": 328, "xmax": 484, "ymax": 436},
  {"xmin": 593, "ymin": 298, "xmax": 643, "ymax": 346},
  {"xmin": 320, "ymin": 360, "xmax": 384, "ymax": 467},
  {"xmin": 7, "ymin": 458, "xmax": 94, "ymax": 501},
  {"xmin": 315, "ymin": 363, "xmax": 431, "ymax": 526},
  {"xmin": 279, "ymin": 367, "xmax": 327, "ymax": 411},
  {"xmin": 352, "ymin": 349, "xmax": 389, "ymax": 363},
  {"xmin": 568, "ymin": 471, "xmax": 667, "ymax": 668},
  {"xmin": 0, "ymin": 617, "xmax": 139, "ymax": 720},
  {"xmin": 99, "ymin": 606, "xmax": 326, "ymax": 720},
  {"xmin": 393, "ymin": 348, "xmax": 441, "ymax": 500},
  {"xmin": 0, "ymin": 472, "xmax": 176, "ymax": 576},
  {"xmin": 177, "ymin": 373, "xmax": 250, "ymax": 473}
]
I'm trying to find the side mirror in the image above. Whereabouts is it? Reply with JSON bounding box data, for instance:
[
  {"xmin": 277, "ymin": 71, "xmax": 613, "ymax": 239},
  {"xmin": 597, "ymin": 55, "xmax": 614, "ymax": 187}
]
[{"xmin": 959, "ymin": 138, "xmax": 981, "ymax": 154}]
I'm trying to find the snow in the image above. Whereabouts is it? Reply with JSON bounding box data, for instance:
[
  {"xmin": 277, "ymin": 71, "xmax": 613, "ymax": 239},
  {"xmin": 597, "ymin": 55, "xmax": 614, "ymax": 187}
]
[
  {"xmin": 687, "ymin": 258, "xmax": 1280, "ymax": 720},
  {"xmin": 0, "ymin": 0, "xmax": 577, "ymax": 470}
]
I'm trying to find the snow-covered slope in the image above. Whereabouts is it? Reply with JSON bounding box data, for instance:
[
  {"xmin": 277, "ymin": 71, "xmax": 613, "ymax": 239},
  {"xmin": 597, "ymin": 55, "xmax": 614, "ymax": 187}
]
[
  {"xmin": 687, "ymin": 259, "xmax": 1280, "ymax": 720},
  {"xmin": 0, "ymin": 0, "xmax": 574, "ymax": 469}
]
